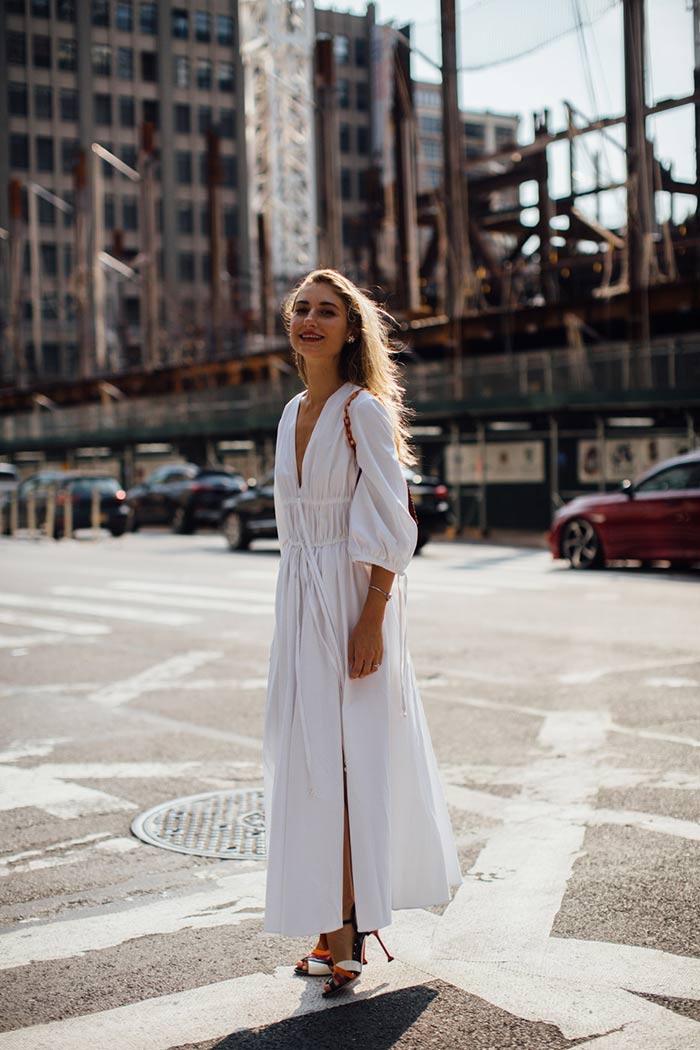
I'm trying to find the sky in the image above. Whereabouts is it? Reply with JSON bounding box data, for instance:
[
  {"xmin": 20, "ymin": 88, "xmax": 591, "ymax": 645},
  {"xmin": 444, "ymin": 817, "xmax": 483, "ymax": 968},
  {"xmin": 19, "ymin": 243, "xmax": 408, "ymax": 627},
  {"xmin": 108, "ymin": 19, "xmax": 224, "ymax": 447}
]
[{"xmin": 315, "ymin": 0, "xmax": 696, "ymax": 228}]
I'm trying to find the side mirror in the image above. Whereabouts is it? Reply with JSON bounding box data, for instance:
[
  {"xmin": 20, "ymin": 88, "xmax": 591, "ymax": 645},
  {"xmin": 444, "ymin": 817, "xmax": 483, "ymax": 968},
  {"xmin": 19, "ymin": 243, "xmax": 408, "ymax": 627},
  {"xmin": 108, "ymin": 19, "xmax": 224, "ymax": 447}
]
[{"xmin": 621, "ymin": 478, "xmax": 634, "ymax": 497}]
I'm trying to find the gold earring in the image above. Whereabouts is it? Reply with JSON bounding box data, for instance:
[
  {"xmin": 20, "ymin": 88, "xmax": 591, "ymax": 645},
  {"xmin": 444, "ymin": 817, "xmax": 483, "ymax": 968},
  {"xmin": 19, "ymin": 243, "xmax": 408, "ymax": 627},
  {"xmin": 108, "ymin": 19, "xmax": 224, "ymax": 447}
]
[{"xmin": 348, "ymin": 335, "xmax": 355, "ymax": 343}]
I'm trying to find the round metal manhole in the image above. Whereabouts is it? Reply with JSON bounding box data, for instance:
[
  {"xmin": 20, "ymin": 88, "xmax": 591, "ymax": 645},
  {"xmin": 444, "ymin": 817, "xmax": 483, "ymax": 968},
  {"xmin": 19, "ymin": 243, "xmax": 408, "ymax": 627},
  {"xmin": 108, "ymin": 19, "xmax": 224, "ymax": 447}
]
[{"xmin": 131, "ymin": 787, "xmax": 266, "ymax": 860}]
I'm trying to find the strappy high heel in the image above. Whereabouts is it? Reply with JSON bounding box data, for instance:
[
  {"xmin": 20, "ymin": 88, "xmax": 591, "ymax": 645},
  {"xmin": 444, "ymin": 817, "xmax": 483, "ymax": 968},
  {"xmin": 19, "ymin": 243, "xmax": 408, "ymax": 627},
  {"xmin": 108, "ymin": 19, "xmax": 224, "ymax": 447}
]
[
  {"xmin": 322, "ymin": 907, "xmax": 394, "ymax": 998},
  {"xmin": 294, "ymin": 946, "xmax": 333, "ymax": 977}
]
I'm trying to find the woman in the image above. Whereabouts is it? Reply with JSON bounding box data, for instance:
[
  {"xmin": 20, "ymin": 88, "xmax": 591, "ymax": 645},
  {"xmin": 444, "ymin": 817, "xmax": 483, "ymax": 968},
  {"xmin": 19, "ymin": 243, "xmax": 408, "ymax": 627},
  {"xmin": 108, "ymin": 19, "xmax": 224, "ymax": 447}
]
[{"xmin": 263, "ymin": 269, "xmax": 461, "ymax": 997}]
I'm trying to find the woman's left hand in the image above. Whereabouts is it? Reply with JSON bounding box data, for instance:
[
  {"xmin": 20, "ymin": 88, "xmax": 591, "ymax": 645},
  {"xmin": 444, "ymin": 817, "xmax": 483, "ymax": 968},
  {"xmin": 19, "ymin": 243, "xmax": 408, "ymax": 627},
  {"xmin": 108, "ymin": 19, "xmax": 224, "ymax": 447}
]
[{"xmin": 348, "ymin": 612, "xmax": 384, "ymax": 679}]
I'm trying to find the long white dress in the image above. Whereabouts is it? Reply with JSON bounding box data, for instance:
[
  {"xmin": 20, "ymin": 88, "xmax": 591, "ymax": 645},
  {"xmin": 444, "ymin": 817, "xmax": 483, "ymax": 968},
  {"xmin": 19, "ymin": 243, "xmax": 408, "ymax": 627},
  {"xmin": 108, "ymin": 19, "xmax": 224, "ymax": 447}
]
[{"xmin": 263, "ymin": 381, "xmax": 462, "ymax": 937}]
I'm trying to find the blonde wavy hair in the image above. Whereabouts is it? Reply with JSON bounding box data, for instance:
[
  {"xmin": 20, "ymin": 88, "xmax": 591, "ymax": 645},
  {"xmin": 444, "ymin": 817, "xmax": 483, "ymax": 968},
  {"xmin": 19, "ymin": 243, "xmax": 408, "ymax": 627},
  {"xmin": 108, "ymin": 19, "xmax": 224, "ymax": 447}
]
[{"xmin": 281, "ymin": 269, "xmax": 416, "ymax": 466}]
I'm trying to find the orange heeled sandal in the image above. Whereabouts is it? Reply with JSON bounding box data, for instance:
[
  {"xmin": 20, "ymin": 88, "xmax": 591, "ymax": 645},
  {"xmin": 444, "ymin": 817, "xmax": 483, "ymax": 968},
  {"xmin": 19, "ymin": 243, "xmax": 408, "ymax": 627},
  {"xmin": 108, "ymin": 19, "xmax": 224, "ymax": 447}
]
[{"xmin": 322, "ymin": 908, "xmax": 393, "ymax": 998}]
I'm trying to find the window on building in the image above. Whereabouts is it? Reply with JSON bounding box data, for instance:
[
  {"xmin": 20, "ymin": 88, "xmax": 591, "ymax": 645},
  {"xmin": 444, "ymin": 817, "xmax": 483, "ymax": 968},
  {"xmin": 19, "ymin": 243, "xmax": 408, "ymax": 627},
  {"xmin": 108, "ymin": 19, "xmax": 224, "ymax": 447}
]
[
  {"xmin": 60, "ymin": 88, "xmax": 78, "ymax": 121},
  {"xmin": 216, "ymin": 14, "xmax": 234, "ymax": 45},
  {"xmin": 333, "ymin": 34, "xmax": 350, "ymax": 64},
  {"xmin": 32, "ymin": 0, "xmax": 50, "ymax": 16},
  {"xmin": 495, "ymin": 124, "xmax": 516, "ymax": 147},
  {"xmin": 463, "ymin": 121, "xmax": 483, "ymax": 140},
  {"xmin": 61, "ymin": 138, "xmax": 80, "ymax": 174},
  {"xmin": 58, "ymin": 39, "xmax": 77, "ymax": 71},
  {"xmin": 94, "ymin": 93, "xmax": 112, "ymax": 125},
  {"xmin": 122, "ymin": 196, "xmax": 138, "ymax": 230},
  {"xmin": 221, "ymin": 155, "xmax": 236, "ymax": 187},
  {"xmin": 116, "ymin": 1, "xmax": 132, "ymax": 30},
  {"xmin": 419, "ymin": 115, "xmax": 442, "ymax": 135},
  {"xmin": 425, "ymin": 165, "xmax": 442, "ymax": 189},
  {"xmin": 119, "ymin": 95, "xmax": 135, "ymax": 127},
  {"xmin": 174, "ymin": 103, "xmax": 190, "ymax": 133},
  {"xmin": 355, "ymin": 37, "xmax": 368, "ymax": 67},
  {"xmin": 36, "ymin": 136, "xmax": 54, "ymax": 172},
  {"xmin": 195, "ymin": 11, "xmax": 210, "ymax": 41},
  {"xmin": 142, "ymin": 98, "xmax": 159, "ymax": 127},
  {"xmin": 57, "ymin": 0, "xmax": 76, "ymax": 20},
  {"xmin": 33, "ymin": 34, "xmax": 51, "ymax": 68},
  {"xmin": 63, "ymin": 244, "xmax": 73, "ymax": 274},
  {"xmin": 357, "ymin": 169, "xmax": 369, "ymax": 199},
  {"xmin": 198, "ymin": 105, "xmax": 212, "ymax": 134},
  {"xmin": 196, "ymin": 58, "xmax": 212, "ymax": 89},
  {"xmin": 120, "ymin": 144, "xmax": 137, "ymax": 168},
  {"xmin": 218, "ymin": 62, "xmax": 234, "ymax": 92},
  {"xmin": 339, "ymin": 123, "xmax": 350, "ymax": 153},
  {"xmin": 336, "ymin": 79, "xmax": 350, "ymax": 109},
  {"xmin": 356, "ymin": 81, "xmax": 368, "ymax": 112},
  {"xmin": 92, "ymin": 0, "xmax": 110, "ymax": 26},
  {"xmin": 41, "ymin": 243, "xmax": 58, "ymax": 276},
  {"xmin": 340, "ymin": 168, "xmax": 352, "ymax": 201},
  {"xmin": 223, "ymin": 205, "xmax": 237, "ymax": 238},
  {"xmin": 117, "ymin": 46, "xmax": 133, "ymax": 79},
  {"xmin": 174, "ymin": 54, "xmax": 189, "ymax": 88},
  {"xmin": 9, "ymin": 82, "xmax": 28, "ymax": 117},
  {"xmin": 422, "ymin": 139, "xmax": 442, "ymax": 161},
  {"xmin": 172, "ymin": 8, "xmax": 188, "ymax": 38},
  {"xmin": 34, "ymin": 84, "xmax": 52, "ymax": 118},
  {"xmin": 415, "ymin": 88, "xmax": 440, "ymax": 110},
  {"xmin": 141, "ymin": 51, "xmax": 157, "ymax": 81},
  {"xmin": 177, "ymin": 201, "xmax": 193, "ymax": 234},
  {"xmin": 38, "ymin": 196, "xmax": 55, "ymax": 225},
  {"xmin": 7, "ymin": 32, "xmax": 27, "ymax": 65},
  {"xmin": 6, "ymin": 0, "xmax": 25, "ymax": 13},
  {"xmin": 176, "ymin": 151, "xmax": 192, "ymax": 184},
  {"xmin": 219, "ymin": 109, "xmax": 235, "ymax": 138},
  {"xmin": 140, "ymin": 2, "xmax": 157, "ymax": 33},
  {"xmin": 104, "ymin": 194, "xmax": 115, "ymax": 228},
  {"xmin": 92, "ymin": 43, "xmax": 112, "ymax": 76},
  {"xmin": 178, "ymin": 252, "xmax": 195, "ymax": 281},
  {"xmin": 357, "ymin": 125, "xmax": 369, "ymax": 155}
]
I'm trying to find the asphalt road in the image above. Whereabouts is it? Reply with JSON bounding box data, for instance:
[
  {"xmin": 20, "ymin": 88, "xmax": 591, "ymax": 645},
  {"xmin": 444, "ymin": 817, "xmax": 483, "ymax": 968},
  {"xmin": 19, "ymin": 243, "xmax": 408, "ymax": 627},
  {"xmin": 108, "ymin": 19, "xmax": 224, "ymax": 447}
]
[{"xmin": 1, "ymin": 528, "xmax": 699, "ymax": 1049}]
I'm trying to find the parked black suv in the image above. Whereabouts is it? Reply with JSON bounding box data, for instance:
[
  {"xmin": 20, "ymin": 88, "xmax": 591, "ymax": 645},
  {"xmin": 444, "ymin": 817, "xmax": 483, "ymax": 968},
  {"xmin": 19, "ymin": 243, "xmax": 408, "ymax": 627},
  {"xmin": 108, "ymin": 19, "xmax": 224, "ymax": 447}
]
[
  {"xmin": 126, "ymin": 463, "xmax": 248, "ymax": 533},
  {"xmin": 220, "ymin": 468, "xmax": 452, "ymax": 552}
]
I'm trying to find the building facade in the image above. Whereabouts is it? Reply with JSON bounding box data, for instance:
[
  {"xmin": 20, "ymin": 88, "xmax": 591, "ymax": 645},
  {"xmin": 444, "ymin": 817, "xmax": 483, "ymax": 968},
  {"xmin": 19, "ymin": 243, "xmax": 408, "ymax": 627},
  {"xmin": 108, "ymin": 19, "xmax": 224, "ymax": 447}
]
[{"xmin": 1, "ymin": 0, "xmax": 249, "ymax": 383}]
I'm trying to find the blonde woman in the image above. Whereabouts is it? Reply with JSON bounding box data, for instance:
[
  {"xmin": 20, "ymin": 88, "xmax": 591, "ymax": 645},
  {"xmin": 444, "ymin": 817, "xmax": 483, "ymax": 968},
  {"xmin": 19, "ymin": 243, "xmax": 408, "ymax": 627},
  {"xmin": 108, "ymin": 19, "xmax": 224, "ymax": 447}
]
[{"xmin": 263, "ymin": 269, "xmax": 461, "ymax": 996}]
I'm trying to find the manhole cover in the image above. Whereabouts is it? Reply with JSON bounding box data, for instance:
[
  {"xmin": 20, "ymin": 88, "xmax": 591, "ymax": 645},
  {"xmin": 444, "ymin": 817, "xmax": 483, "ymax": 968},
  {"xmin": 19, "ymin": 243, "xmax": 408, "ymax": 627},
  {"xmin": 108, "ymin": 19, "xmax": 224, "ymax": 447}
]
[{"xmin": 131, "ymin": 787, "xmax": 266, "ymax": 860}]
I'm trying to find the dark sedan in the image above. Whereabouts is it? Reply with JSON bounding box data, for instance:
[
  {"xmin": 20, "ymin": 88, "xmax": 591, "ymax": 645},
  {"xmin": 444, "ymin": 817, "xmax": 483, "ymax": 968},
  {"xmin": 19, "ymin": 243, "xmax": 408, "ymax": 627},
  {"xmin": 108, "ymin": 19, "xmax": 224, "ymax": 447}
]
[
  {"xmin": 220, "ymin": 468, "xmax": 452, "ymax": 552},
  {"xmin": 127, "ymin": 463, "xmax": 248, "ymax": 533},
  {"xmin": 548, "ymin": 450, "xmax": 700, "ymax": 569},
  {"xmin": 1, "ymin": 471, "xmax": 129, "ymax": 537}
]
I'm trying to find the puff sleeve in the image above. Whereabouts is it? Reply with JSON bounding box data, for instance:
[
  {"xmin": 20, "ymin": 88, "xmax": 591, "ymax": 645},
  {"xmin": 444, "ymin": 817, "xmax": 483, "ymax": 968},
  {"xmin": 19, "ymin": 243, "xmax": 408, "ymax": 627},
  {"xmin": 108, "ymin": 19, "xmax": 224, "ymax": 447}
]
[{"xmin": 347, "ymin": 393, "xmax": 418, "ymax": 575}]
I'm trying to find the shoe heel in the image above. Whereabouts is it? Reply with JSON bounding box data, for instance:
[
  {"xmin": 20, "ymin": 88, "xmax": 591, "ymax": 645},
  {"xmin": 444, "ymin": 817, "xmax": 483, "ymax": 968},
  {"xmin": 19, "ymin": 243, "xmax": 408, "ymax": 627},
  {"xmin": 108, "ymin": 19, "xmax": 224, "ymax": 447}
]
[{"xmin": 370, "ymin": 930, "xmax": 394, "ymax": 962}]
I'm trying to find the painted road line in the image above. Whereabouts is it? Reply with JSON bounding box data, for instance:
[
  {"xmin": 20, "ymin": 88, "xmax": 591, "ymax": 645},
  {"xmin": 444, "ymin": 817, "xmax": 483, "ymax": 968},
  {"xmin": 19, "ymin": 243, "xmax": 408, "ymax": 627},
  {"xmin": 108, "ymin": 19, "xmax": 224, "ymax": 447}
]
[
  {"xmin": 0, "ymin": 632, "xmax": 69, "ymax": 648},
  {"xmin": 51, "ymin": 585, "xmax": 274, "ymax": 615},
  {"xmin": 0, "ymin": 765, "xmax": 136, "ymax": 820},
  {"xmin": 558, "ymin": 653, "xmax": 700, "ymax": 685},
  {"xmin": 108, "ymin": 580, "xmax": 276, "ymax": 604},
  {"xmin": 86, "ymin": 651, "xmax": 223, "ymax": 707},
  {"xmin": 0, "ymin": 868, "xmax": 267, "ymax": 970},
  {"xmin": 0, "ymin": 836, "xmax": 139, "ymax": 877},
  {"xmin": 0, "ymin": 960, "xmax": 427, "ymax": 1050},
  {"xmin": 0, "ymin": 610, "xmax": 109, "ymax": 636},
  {"xmin": 0, "ymin": 593, "xmax": 197, "ymax": 627}
]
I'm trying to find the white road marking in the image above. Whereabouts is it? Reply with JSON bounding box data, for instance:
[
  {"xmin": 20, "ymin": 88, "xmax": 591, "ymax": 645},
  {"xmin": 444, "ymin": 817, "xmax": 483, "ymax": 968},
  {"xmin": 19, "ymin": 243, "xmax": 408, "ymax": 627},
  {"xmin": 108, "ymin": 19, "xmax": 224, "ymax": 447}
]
[
  {"xmin": 0, "ymin": 632, "xmax": 69, "ymax": 648},
  {"xmin": 0, "ymin": 609, "xmax": 109, "ymax": 636},
  {"xmin": 86, "ymin": 651, "xmax": 224, "ymax": 707},
  {"xmin": 559, "ymin": 654, "xmax": 700, "ymax": 685},
  {"xmin": 0, "ymin": 593, "xmax": 197, "ymax": 626},
  {"xmin": 1, "ymin": 832, "xmax": 113, "ymax": 866},
  {"xmin": 109, "ymin": 579, "xmax": 276, "ymax": 605},
  {"xmin": 0, "ymin": 961, "xmax": 427, "ymax": 1050},
  {"xmin": 0, "ymin": 868, "xmax": 266, "ymax": 970},
  {"xmin": 51, "ymin": 585, "xmax": 273, "ymax": 615},
  {"xmin": 644, "ymin": 676, "xmax": 698, "ymax": 688},
  {"xmin": 0, "ymin": 765, "xmax": 135, "ymax": 820},
  {"xmin": 34, "ymin": 760, "xmax": 260, "ymax": 780},
  {"xmin": 0, "ymin": 836, "xmax": 139, "ymax": 876}
]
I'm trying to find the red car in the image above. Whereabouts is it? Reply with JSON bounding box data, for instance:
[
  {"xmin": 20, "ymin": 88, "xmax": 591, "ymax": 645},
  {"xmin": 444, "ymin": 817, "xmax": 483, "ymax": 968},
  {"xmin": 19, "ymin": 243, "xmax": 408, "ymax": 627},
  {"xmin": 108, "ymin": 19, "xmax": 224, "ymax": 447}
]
[{"xmin": 549, "ymin": 450, "xmax": 700, "ymax": 569}]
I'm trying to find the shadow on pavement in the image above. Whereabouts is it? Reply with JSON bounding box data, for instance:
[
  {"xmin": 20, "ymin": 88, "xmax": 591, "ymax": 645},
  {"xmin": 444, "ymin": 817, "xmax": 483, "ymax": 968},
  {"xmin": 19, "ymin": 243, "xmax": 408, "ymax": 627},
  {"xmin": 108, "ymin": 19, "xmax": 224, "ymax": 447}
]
[{"xmin": 211, "ymin": 984, "xmax": 438, "ymax": 1050}]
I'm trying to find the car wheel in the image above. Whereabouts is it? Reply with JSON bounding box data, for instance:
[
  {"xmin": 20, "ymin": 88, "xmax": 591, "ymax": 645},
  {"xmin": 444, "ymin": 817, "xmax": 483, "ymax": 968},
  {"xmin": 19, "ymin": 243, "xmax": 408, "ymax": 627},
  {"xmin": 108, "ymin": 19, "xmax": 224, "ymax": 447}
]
[
  {"xmin": 110, "ymin": 524, "xmax": 126, "ymax": 537},
  {"xmin": 561, "ymin": 518, "xmax": 604, "ymax": 569},
  {"xmin": 223, "ymin": 511, "xmax": 250, "ymax": 551},
  {"xmin": 172, "ymin": 506, "xmax": 194, "ymax": 534},
  {"xmin": 128, "ymin": 509, "xmax": 140, "ymax": 532}
]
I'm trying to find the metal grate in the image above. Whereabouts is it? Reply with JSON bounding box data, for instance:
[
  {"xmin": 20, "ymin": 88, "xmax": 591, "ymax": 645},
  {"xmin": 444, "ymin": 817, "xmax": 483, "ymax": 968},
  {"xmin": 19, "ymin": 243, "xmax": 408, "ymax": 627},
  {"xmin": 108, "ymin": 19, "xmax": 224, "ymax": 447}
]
[{"xmin": 131, "ymin": 787, "xmax": 266, "ymax": 860}]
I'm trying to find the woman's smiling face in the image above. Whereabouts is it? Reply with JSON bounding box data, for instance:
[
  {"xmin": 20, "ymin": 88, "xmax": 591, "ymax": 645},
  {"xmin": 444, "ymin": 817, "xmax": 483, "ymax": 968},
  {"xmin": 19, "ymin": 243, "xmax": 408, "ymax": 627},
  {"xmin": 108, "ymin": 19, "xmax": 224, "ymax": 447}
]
[{"xmin": 289, "ymin": 282, "xmax": 351, "ymax": 364}]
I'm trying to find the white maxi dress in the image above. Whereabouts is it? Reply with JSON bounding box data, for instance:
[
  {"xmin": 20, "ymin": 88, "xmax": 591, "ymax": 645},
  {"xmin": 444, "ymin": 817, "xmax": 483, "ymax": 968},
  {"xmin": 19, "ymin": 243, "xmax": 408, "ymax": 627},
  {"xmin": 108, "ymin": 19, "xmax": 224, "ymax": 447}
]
[{"xmin": 263, "ymin": 381, "xmax": 462, "ymax": 937}]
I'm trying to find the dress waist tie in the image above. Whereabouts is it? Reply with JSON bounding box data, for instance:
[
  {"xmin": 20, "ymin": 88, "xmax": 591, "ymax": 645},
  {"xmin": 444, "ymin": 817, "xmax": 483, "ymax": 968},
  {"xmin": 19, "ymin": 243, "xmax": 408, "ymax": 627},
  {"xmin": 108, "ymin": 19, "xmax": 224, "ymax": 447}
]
[{"xmin": 294, "ymin": 498, "xmax": 346, "ymax": 796}]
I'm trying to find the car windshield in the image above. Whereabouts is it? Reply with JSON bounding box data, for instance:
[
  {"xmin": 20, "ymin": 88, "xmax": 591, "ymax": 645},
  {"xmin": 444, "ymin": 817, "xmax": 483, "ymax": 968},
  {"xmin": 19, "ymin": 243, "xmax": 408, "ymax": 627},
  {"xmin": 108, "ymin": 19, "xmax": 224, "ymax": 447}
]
[{"xmin": 67, "ymin": 477, "xmax": 121, "ymax": 496}]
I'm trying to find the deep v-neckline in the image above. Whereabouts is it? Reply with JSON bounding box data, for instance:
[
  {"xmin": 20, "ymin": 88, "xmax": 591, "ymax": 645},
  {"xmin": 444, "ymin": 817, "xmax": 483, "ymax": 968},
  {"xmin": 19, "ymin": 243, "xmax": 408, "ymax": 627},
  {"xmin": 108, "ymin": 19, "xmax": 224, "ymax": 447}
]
[{"xmin": 293, "ymin": 383, "xmax": 350, "ymax": 490}]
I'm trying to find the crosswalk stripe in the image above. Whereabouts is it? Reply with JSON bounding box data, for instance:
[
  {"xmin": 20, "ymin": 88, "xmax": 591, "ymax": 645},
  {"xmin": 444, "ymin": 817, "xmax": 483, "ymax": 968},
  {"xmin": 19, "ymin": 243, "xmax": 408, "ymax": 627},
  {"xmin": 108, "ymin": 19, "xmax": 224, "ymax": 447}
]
[
  {"xmin": 0, "ymin": 593, "xmax": 197, "ymax": 627},
  {"xmin": 109, "ymin": 580, "xmax": 276, "ymax": 604},
  {"xmin": 0, "ymin": 632, "xmax": 68, "ymax": 648},
  {"xmin": 0, "ymin": 610, "xmax": 109, "ymax": 636},
  {"xmin": 51, "ymin": 585, "xmax": 274, "ymax": 615},
  {"xmin": 0, "ymin": 960, "xmax": 427, "ymax": 1049}
]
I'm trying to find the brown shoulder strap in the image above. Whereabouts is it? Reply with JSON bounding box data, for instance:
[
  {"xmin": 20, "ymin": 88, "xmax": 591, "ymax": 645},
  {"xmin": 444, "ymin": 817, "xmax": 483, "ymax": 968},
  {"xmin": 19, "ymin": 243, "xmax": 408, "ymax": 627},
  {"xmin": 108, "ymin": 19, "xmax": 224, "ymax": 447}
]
[{"xmin": 343, "ymin": 389, "xmax": 361, "ymax": 453}]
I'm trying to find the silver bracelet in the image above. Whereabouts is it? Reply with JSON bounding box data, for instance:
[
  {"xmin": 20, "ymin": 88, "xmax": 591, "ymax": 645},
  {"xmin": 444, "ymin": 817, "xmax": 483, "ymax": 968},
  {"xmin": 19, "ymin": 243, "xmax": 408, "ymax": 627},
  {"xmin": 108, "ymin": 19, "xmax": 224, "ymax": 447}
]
[{"xmin": 368, "ymin": 584, "xmax": 392, "ymax": 602}]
